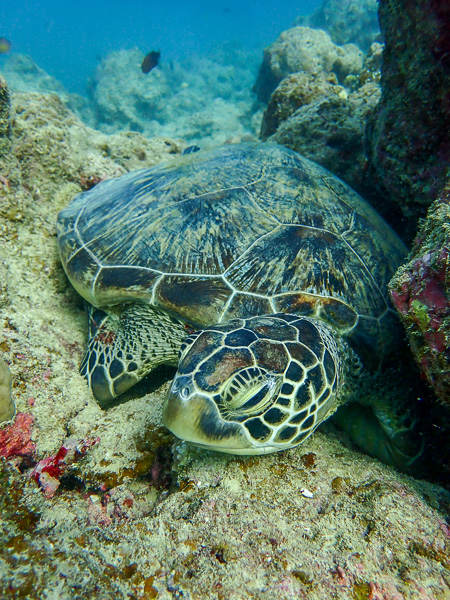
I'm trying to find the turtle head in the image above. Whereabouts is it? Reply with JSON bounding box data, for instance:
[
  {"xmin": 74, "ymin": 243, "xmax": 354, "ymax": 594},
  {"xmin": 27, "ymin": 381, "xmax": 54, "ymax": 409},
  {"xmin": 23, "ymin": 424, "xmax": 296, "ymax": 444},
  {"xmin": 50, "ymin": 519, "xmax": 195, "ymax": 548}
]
[{"xmin": 163, "ymin": 314, "xmax": 342, "ymax": 454}]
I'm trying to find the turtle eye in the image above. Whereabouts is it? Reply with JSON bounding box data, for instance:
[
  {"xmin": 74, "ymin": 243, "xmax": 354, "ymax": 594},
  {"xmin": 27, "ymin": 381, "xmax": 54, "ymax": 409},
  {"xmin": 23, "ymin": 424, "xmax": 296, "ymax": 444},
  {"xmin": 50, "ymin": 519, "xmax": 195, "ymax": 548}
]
[{"xmin": 221, "ymin": 367, "xmax": 282, "ymax": 417}]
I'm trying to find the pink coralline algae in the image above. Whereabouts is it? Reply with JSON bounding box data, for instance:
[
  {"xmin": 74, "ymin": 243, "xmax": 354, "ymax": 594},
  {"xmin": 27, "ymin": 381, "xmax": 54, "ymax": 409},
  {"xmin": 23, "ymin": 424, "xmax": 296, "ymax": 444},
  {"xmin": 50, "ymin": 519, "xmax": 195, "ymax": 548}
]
[
  {"xmin": 390, "ymin": 188, "xmax": 450, "ymax": 404},
  {"xmin": 87, "ymin": 499, "xmax": 113, "ymax": 527},
  {"xmin": 86, "ymin": 486, "xmax": 153, "ymax": 526},
  {"xmin": 0, "ymin": 412, "xmax": 36, "ymax": 459},
  {"xmin": 30, "ymin": 437, "xmax": 99, "ymax": 498}
]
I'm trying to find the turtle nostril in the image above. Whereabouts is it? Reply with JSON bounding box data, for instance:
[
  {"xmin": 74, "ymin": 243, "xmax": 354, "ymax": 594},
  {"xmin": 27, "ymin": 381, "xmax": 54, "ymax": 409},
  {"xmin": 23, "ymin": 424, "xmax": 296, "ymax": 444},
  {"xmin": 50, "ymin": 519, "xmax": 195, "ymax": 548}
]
[{"xmin": 181, "ymin": 386, "xmax": 190, "ymax": 399}]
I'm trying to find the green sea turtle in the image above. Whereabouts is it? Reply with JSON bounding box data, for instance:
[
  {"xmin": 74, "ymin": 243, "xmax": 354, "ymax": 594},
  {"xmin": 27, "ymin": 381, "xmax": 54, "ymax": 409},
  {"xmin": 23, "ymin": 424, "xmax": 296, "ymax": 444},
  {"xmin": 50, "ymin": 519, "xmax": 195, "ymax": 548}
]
[{"xmin": 57, "ymin": 142, "xmax": 418, "ymax": 466}]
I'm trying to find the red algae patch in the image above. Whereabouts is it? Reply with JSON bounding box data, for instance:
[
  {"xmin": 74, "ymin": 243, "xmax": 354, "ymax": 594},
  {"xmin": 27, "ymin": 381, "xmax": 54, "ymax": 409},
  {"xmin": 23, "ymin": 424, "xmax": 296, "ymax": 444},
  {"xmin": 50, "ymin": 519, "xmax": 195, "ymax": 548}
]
[{"xmin": 0, "ymin": 412, "xmax": 35, "ymax": 459}]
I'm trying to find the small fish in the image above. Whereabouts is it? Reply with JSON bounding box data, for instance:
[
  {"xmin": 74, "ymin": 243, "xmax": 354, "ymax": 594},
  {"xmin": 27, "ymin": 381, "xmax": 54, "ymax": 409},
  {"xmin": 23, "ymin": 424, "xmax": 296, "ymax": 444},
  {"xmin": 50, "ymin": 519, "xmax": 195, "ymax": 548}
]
[
  {"xmin": 182, "ymin": 145, "xmax": 201, "ymax": 156},
  {"xmin": 0, "ymin": 38, "xmax": 11, "ymax": 54},
  {"xmin": 141, "ymin": 50, "xmax": 160, "ymax": 74}
]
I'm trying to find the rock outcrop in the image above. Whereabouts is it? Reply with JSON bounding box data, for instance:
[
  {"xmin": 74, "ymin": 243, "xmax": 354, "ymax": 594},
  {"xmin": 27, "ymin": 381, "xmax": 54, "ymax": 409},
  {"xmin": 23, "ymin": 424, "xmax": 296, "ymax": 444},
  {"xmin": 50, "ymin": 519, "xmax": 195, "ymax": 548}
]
[
  {"xmin": 253, "ymin": 27, "xmax": 363, "ymax": 103},
  {"xmin": 365, "ymin": 0, "xmax": 450, "ymax": 239}
]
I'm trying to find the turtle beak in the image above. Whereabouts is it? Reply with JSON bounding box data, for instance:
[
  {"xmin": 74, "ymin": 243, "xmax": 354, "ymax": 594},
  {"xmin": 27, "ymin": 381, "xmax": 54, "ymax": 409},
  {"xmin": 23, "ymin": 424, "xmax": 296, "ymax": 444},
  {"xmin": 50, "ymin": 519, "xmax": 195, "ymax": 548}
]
[{"xmin": 162, "ymin": 378, "xmax": 250, "ymax": 453}]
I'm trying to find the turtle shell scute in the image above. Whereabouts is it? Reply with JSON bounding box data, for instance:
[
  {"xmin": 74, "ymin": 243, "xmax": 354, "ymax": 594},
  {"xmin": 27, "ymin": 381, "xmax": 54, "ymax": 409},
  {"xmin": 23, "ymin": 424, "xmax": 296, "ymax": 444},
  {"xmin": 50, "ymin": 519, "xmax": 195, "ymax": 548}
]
[{"xmin": 56, "ymin": 142, "xmax": 407, "ymax": 366}]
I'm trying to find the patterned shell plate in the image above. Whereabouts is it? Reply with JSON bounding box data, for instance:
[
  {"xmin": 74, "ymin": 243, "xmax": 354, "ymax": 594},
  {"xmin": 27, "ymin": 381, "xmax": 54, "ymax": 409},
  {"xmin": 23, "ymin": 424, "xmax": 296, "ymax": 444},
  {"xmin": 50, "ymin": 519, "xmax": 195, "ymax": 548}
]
[{"xmin": 57, "ymin": 143, "xmax": 407, "ymax": 367}]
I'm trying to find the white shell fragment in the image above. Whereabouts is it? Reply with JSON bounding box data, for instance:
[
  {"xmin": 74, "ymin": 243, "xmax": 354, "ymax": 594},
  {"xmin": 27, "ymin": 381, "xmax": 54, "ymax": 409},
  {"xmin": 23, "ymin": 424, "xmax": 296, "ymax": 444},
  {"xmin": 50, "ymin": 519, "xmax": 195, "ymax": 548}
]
[{"xmin": 300, "ymin": 487, "xmax": 314, "ymax": 498}]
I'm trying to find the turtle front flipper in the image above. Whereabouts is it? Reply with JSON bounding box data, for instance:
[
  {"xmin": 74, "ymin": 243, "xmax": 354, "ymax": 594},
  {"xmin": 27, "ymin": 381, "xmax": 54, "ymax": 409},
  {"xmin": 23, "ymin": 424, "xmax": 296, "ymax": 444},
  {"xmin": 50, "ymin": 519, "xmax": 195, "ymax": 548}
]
[
  {"xmin": 332, "ymin": 369, "xmax": 424, "ymax": 472},
  {"xmin": 80, "ymin": 303, "xmax": 189, "ymax": 407}
]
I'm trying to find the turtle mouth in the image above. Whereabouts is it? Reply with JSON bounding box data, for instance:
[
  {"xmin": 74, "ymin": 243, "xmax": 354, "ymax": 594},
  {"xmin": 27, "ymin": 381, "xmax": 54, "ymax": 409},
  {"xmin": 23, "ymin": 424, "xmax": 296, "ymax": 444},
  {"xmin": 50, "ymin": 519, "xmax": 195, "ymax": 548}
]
[{"xmin": 162, "ymin": 388, "xmax": 251, "ymax": 452}]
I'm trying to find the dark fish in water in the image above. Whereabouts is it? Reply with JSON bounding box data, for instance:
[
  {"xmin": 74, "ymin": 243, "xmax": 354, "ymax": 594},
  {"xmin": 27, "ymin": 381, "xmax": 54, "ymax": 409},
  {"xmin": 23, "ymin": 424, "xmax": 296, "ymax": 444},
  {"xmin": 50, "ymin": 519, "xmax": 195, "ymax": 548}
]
[
  {"xmin": 182, "ymin": 145, "xmax": 201, "ymax": 155},
  {"xmin": 0, "ymin": 38, "xmax": 11, "ymax": 54},
  {"xmin": 141, "ymin": 51, "xmax": 160, "ymax": 74}
]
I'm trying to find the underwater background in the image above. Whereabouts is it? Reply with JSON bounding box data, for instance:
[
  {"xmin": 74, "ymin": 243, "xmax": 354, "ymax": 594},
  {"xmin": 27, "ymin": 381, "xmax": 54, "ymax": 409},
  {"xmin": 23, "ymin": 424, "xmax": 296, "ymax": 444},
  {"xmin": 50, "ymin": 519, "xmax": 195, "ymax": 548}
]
[{"xmin": 0, "ymin": 0, "xmax": 320, "ymax": 93}]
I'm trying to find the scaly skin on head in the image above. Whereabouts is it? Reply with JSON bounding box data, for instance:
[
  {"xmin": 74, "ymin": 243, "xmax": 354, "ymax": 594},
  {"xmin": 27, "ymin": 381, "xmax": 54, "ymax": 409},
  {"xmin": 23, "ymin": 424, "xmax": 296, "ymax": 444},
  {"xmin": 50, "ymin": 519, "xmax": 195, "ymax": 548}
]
[{"xmin": 163, "ymin": 314, "xmax": 345, "ymax": 454}]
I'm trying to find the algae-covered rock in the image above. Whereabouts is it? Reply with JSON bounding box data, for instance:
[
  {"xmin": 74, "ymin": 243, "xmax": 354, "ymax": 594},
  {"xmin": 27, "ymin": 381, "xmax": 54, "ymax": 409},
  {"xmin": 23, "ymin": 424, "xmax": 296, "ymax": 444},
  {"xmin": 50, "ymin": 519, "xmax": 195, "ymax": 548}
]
[
  {"xmin": 390, "ymin": 185, "xmax": 450, "ymax": 406},
  {"xmin": 296, "ymin": 0, "xmax": 380, "ymax": 51},
  {"xmin": 365, "ymin": 0, "xmax": 450, "ymax": 239},
  {"xmin": 266, "ymin": 82, "xmax": 380, "ymax": 194},
  {"xmin": 260, "ymin": 71, "xmax": 340, "ymax": 139},
  {"xmin": 0, "ymin": 74, "xmax": 11, "ymax": 157},
  {"xmin": 0, "ymin": 358, "xmax": 15, "ymax": 423},
  {"xmin": 344, "ymin": 41, "xmax": 383, "ymax": 90},
  {"xmin": 0, "ymin": 54, "xmax": 95, "ymax": 125},
  {"xmin": 253, "ymin": 26, "xmax": 363, "ymax": 102},
  {"xmin": 258, "ymin": 41, "xmax": 382, "ymax": 195},
  {"xmin": 2, "ymin": 90, "xmax": 183, "ymax": 204}
]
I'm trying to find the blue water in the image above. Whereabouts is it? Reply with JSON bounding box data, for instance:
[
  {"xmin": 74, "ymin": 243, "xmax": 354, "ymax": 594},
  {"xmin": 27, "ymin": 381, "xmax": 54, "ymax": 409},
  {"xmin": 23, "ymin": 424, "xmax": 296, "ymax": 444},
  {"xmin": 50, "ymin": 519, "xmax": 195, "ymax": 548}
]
[{"xmin": 0, "ymin": 0, "xmax": 320, "ymax": 94}]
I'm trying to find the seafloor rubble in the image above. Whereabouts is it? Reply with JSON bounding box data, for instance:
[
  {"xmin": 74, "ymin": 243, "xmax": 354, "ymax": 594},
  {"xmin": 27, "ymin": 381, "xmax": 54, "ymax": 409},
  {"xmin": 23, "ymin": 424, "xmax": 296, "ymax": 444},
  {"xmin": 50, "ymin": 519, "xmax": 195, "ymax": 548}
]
[{"xmin": 0, "ymin": 75, "xmax": 450, "ymax": 599}]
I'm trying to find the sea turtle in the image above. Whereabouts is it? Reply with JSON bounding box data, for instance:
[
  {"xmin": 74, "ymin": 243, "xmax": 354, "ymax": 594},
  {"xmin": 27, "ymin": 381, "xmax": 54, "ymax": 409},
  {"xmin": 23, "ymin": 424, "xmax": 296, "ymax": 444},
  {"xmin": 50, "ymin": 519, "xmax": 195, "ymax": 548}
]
[{"xmin": 57, "ymin": 142, "xmax": 418, "ymax": 466}]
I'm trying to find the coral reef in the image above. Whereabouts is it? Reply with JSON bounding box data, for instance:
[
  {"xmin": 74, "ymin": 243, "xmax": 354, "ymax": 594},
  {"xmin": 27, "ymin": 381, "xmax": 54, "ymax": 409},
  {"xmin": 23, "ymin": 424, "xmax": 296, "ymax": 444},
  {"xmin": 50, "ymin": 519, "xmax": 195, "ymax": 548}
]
[
  {"xmin": 390, "ymin": 185, "xmax": 450, "ymax": 406},
  {"xmin": 0, "ymin": 48, "xmax": 261, "ymax": 148},
  {"xmin": 0, "ymin": 54, "xmax": 67, "ymax": 96},
  {"xmin": 88, "ymin": 45, "xmax": 260, "ymax": 147},
  {"xmin": 0, "ymin": 53, "xmax": 94, "ymax": 124},
  {"xmin": 296, "ymin": 0, "xmax": 380, "ymax": 51},
  {"xmin": 253, "ymin": 26, "xmax": 363, "ymax": 102},
  {"xmin": 0, "ymin": 91, "xmax": 183, "ymax": 212},
  {"xmin": 365, "ymin": 0, "xmax": 450, "ymax": 240},
  {"xmin": 0, "ymin": 357, "xmax": 15, "ymax": 423}
]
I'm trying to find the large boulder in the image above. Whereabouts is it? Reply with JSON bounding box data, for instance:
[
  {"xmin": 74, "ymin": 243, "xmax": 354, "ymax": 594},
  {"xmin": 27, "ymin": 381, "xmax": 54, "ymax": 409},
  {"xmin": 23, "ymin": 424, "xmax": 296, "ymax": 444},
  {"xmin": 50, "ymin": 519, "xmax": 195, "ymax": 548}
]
[
  {"xmin": 260, "ymin": 71, "xmax": 340, "ymax": 139},
  {"xmin": 262, "ymin": 78, "xmax": 380, "ymax": 194},
  {"xmin": 253, "ymin": 26, "xmax": 363, "ymax": 102},
  {"xmin": 259, "ymin": 42, "xmax": 382, "ymax": 195},
  {"xmin": 365, "ymin": 0, "xmax": 450, "ymax": 240}
]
